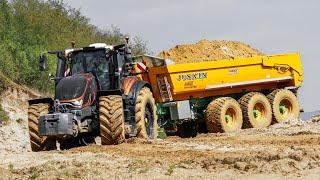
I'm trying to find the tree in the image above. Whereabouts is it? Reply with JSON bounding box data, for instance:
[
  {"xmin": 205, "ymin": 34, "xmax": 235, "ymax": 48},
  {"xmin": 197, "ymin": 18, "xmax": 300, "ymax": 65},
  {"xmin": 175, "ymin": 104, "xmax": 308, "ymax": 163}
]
[{"xmin": 0, "ymin": 0, "xmax": 149, "ymax": 93}]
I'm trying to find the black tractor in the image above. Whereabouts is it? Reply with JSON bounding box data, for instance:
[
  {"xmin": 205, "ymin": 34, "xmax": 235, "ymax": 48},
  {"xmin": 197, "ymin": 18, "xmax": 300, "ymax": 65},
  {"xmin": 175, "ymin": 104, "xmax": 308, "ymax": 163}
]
[{"xmin": 28, "ymin": 41, "xmax": 158, "ymax": 151}]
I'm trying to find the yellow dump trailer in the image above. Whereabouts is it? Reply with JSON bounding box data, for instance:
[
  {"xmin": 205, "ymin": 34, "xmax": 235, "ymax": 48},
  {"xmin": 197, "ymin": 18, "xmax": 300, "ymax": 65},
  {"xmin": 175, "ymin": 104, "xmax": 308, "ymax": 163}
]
[{"xmin": 133, "ymin": 53, "xmax": 303, "ymax": 137}]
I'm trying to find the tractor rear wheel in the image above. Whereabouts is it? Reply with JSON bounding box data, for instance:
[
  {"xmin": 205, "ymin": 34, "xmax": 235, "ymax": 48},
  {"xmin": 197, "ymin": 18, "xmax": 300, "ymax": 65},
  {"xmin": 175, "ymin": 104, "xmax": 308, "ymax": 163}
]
[
  {"xmin": 205, "ymin": 97, "xmax": 243, "ymax": 133},
  {"xmin": 99, "ymin": 95, "xmax": 125, "ymax": 145},
  {"xmin": 135, "ymin": 87, "xmax": 158, "ymax": 139},
  {"xmin": 239, "ymin": 92, "xmax": 272, "ymax": 128},
  {"xmin": 267, "ymin": 89, "xmax": 300, "ymax": 123},
  {"xmin": 28, "ymin": 103, "xmax": 56, "ymax": 151}
]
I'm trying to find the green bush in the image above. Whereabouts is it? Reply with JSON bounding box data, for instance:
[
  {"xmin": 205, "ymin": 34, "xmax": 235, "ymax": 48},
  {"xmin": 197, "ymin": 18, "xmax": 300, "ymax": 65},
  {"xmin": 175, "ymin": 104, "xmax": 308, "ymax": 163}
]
[{"xmin": 0, "ymin": 71, "xmax": 9, "ymax": 93}]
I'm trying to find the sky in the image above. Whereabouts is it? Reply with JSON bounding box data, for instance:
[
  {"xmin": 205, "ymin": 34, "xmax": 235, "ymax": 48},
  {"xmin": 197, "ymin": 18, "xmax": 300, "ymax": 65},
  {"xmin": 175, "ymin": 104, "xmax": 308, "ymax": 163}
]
[{"xmin": 64, "ymin": 0, "xmax": 320, "ymax": 111}]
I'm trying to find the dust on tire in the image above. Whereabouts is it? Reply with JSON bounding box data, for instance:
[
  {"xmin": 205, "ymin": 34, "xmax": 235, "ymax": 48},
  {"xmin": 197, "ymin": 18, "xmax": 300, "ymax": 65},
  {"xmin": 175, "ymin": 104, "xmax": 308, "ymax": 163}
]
[
  {"xmin": 239, "ymin": 92, "xmax": 272, "ymax": 128},
  {"xmin": 205, "ymin": 97, "xmax": 243, "ymax": 133},
  {"xmin": 135, "ymin": 87, "xmax": 158, "ymax": 139},
  {"xmin": 28, "ymin": 103, "xmax": 56, "ymax": 152},
  {"xmin": 267, "ymin": 89, "xmax": 300, "ymax": 123}
]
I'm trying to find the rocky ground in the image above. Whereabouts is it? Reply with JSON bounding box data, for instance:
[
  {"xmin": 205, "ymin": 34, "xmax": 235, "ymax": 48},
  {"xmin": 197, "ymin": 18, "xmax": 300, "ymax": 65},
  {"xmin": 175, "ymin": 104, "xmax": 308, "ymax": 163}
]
[{"xmin": 1, "ymin": 116, "xmax": 320, "ymax": 180}]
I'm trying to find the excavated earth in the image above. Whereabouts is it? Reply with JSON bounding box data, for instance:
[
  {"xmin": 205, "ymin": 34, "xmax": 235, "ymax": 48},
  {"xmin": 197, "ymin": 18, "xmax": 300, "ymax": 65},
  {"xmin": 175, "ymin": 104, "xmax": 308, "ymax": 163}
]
[
  {"xmin": 158, "ymin": 39, "xmax": 263, "ymax": 64},
  {"xmin": 1, "ymin": 117, "xmax": 320, "ymax": 179}
]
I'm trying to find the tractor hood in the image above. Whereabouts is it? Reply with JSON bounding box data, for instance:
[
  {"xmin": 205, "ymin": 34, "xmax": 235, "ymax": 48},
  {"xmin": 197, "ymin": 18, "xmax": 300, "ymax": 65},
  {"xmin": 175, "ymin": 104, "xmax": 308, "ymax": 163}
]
[{"xmin": 55, "ymin": 73, "xmax": 97, "ymax": 107}]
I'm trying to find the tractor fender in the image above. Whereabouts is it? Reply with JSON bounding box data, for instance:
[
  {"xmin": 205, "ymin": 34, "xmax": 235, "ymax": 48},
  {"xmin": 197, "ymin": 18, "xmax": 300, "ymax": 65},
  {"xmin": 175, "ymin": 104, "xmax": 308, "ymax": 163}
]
[
  {"xmin": 127, "ymin": 80, "xmax": 151, "ymax": 105},
  {"xmin": 28, "ymin": 98, "xmax": 54, "ymax": 106}
]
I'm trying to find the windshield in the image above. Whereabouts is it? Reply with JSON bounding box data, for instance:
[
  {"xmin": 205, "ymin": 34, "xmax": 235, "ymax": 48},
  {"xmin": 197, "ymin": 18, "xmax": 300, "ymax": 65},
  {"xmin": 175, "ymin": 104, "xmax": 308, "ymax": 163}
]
[{"xmin": 70, "ymin": 49, "xmax": 108, "ymax": 75}]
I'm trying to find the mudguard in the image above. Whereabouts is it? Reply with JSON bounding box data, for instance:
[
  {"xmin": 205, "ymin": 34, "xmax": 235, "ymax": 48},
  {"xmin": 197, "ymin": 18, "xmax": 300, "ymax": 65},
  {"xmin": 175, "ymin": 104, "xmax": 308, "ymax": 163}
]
[{"xmin": 127, "ymin": 80, "xmax": 151, "ymax": 104}]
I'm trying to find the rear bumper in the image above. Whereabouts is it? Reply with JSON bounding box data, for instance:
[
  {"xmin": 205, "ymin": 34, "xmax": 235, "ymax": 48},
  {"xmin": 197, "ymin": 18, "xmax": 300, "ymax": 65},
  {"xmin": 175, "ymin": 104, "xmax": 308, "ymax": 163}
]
[{"xmin": 39, "ymin": 113, "xmax": 73, "ymax": 136}]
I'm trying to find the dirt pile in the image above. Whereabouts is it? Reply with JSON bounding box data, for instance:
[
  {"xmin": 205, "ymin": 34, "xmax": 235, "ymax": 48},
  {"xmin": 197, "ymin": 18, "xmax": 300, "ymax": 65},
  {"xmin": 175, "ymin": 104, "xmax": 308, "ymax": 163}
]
[{"xmin": 158, "ymin": 39, "xmax": 263, "ymax": 64}]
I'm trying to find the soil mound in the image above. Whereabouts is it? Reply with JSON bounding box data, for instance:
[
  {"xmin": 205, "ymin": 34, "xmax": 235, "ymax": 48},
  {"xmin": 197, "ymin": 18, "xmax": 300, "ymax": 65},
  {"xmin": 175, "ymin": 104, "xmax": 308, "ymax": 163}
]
[{"xmin": 158, "ymin": 39, "xmax": 263, "ymax": 64}]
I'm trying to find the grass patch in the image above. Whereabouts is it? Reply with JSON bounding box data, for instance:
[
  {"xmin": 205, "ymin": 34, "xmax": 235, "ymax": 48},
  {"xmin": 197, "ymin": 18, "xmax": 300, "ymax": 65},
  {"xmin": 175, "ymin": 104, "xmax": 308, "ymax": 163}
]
[
  {"xmin": 0, "ymin": 72, "xmax": 10, "ymax": 125},
  {"xmin": 179, "ymin": 159, "xmax": 193, "ymax": 165},
  {"xmin": 138, "ymin": 167, "xmax": 150, "ymax": 174},
  {"xmin": 165, "ymin": 164, "xmax": 175, "ymax": 176},
  {"xmin": 8, "ymin": 164, "xmax": 14, "ymax": 172},
  {"xmin": 28, "ymin": 167, "xmax": 41, "ymax": 180},
  {"xmin": 16, "ymin": 118, "xmax": 23, "ymax": 124},
  {"xmin": 0, "ymin": 105, "xmax": 10, "ymax": 125},
  {"xmin": 62, "ymin": 170, "xmax": 71, "ymax": 177},
  {"xmin": 157, "ymin": 128, "xmax": 167, "ymax": 139},
  {"xmin": 176, "ymin": 159, "xmax": 194, "ymax": 169},
  {"xmin": 0, "ymin": 71, "xmax": 9, "ymax": 94}
]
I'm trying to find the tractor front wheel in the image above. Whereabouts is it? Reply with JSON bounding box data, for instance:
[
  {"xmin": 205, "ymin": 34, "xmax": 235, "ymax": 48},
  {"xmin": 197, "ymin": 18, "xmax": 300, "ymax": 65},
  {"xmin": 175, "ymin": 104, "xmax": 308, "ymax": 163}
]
[
  {"xmin": 99, "ymin": 95, "xmax": 126, "ymax": 145},
  {"xmin": 28, "ymin": 103, "xmax": 56, "ymax": 151}
]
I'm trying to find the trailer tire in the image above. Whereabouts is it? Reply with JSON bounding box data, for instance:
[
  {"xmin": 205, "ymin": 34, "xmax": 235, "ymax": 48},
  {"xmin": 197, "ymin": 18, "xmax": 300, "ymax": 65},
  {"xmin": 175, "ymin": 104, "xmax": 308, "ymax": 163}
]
[
  {"xmin": 239, "ymin": 92, "xmax": 272, "ymax": 128},
  {"xmin": 28, "ymin": 103, "xmax": 56, "ymax": 151},
  {"xmin": 135, "ymin": 87, "xmax": 158, "ymax": 139},
  {"xmin": 205, "ymin": 97, "xmax": 243, "ymax": 133},
  {"xmin": 99, "ymin": 95, "xmax": 125, "ymax": 145},
  {"xmin": 267, "ymin": 89, "xmax": 300, "ymax": 123}
]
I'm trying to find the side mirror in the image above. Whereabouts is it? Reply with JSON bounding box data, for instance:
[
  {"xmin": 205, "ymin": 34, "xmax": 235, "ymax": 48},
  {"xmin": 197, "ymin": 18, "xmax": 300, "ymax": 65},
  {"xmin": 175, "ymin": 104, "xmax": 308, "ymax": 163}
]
[{"xmin": 39, "ymin": 54, "xmax": 47, "ymax": 71}]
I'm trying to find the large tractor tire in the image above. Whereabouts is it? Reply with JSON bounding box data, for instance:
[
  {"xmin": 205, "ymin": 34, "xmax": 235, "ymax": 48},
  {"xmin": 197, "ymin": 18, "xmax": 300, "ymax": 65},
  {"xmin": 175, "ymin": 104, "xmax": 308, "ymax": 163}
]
[
  {"xmin": 267, "ymin": 89, "xmax": 300, "ymax": 123},
  {"xmin": 28, "ymin": 103, "xmax": 56, "ymax": 151},
  {"xmin": 99, "ymin": 95, "xmax": 125, "ymax": 145},
  {"xmin": 135, "ymin": 87, "xmax": 158, "ymax": 139},
  {"xmin": 205, "ymin": 97, "xmax": 243, "ymax": 133},
  {"xmin": 239, "ymin": 92, "xmax": 272, "ymax": 128}
]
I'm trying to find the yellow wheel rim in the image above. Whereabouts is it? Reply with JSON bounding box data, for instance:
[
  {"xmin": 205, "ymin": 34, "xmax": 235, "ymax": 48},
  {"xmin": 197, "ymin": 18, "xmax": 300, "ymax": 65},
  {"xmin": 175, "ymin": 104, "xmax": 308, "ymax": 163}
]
[
  {"xmin": 224, "ymin": 107, "xmax": 236, "ymax": 126},
  {"xmin": 279, "ymin": 99, "xmax": 293, "ymax": 119},
  {"xmin": 253, "ymin": 102, "xmax": 266, "ymax": 121}
]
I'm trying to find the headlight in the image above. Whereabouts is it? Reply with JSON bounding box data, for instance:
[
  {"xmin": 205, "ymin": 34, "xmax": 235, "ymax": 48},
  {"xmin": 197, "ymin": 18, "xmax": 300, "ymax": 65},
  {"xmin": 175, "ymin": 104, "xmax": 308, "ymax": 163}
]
[{"xmin": 71, "ymin": 99, "xmax": 83, "ymax": 107}]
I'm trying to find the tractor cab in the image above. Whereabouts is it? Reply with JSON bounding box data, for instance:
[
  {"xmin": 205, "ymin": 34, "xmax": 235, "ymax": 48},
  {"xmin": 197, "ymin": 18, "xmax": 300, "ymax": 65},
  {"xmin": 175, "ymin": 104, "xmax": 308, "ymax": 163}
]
[
  {"xmin": 68, "ymin": 47, "xmax": 113, "ymax": 90},
  {"xmin": 38, "ymin": 42, "xmax": 133, "ymax": 108},
  {"xmin": 44, "ymin": 43, "xmax": 129, "ymax": 110},
  {"xmin": 62, "ymin": 43, "xmax": 130, "ymax": 90}
]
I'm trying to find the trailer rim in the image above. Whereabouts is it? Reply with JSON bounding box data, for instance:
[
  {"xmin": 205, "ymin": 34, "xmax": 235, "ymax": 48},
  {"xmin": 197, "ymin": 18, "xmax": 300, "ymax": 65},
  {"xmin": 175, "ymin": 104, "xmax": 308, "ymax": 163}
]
[
  {"xmin": 224, "ymin": 107, "xmax": 236, "ymax": 125},
  {"xmin": 253, "ymin": 102, "xmax": 267, "ymax": 121},
  {"xmin": 279, "ymin": 99, "xmax": 293, "ymax": 118}
]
